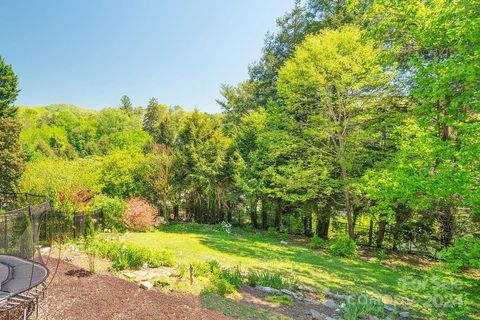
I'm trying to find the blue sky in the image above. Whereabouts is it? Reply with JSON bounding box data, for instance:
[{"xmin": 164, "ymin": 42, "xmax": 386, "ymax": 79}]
[{"xmin": 0, "ymin": 0, "xmax": 294, "ymax": 113}]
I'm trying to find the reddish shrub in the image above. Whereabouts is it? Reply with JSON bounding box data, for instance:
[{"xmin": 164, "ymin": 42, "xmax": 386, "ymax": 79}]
[{"xmin": 124, "ymin": 198, "xmax": 158, "ymax": 231}]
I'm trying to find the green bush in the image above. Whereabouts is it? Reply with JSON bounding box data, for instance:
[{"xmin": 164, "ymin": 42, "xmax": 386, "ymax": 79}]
[
  {"xmin": 220, "ymin": 266, "xmax": 243, "ymax": 289},
  {"xmin": 329, "ymin": 234, "xmax": 357, "ymax": 257},
  {"xmin": 265, "ymin": 294, "xmax": 293, "ymax": 306},
  {"xmin": 438, "ymin": 237, "xmax": 480, "ymax": 272},
  {"xmin": 343, "ymin": 294, "xmax": 385, "ymax": 320},
  {"xmin": 92, "ymin": 239, "xmax": 175, "ymax": 271},
  {"xmin": 91, "ymin": 195, "xmax": 126, "ymax": 231},
  {"xmin": 266, "ymin": 226, "xmax": 278, "ymax": 237},
  {"xmin": 206, "ymin": 276, "xmax": 237, "ymax": 297},
  {"xmin": 310, "ymin": 235, "xmax": 326, "ymax": 249},
  {"xmin": 85, "ymin": 212, "xmax": 95, "ymax": 238},
  {"xmin": 246, "ymin": 270, "xmax": 297, "ymax": 290}
]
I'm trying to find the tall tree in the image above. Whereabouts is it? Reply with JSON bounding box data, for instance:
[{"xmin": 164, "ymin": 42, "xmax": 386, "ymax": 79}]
[
  {"xmin": 0, "ymin": 56, "xmax": 19, "ymax": 118},
  {"xmin": 119, "ymin": 95, "xmax": 133, "ymax": 115},
  {"xmin": 277, "ymin": 25, "xmax": 392, "ymax": 239},
  {"xmin": 0, "ymin": 56, "xmax": 24, "ymax": 193}
]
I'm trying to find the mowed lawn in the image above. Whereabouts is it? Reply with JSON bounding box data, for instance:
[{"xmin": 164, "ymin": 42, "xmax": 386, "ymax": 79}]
[{"xmin": 119, "ymin": 224, "xmax": 479, "ymax": 318}]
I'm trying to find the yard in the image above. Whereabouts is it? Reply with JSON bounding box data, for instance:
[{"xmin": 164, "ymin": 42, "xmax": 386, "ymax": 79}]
[{"xmin": 97, "ymin": 223, "xmax": 479, "ymax": 319}]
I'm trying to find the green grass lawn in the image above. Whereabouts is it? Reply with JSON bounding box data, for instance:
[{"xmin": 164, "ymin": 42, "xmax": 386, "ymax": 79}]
[{"xmin": 114, "ymin": 223, "xmax": 479, "ymax": 319}]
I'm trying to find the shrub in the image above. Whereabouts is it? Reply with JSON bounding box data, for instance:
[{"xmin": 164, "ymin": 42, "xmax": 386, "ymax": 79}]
[
  {"xmin": 329, "ymin": 234, "xmax": 357, "ymax": 257},
  {"xmin": 310, "ymin": 235, "xmax": 326, "ymax": 249},
  {"xmin": 92, "ymin": 239, "xmax": 175, "ymax": 271},
  {"xmin": 343, "ymin": 294, "xmax": 385, "ymax": 320},
  {"xmin": 124, "ymin": 198, "xmax": 157, "ymax": 231},
  {"xmin": 206, "ymin": 276, "xmax": 236, "ymax": 297},
  {"xmin": 265, "ymin": 294, "xmax": 293, "ymax": 306},
  {"xmin": 266, "ymin": 226, "xmax": 278, "ymax": 237},
  {"xmin": 220, "ymin": 266, "xmax": 243, "ymax": 289},
  {"xmin": 91, "ymin": 195, "xmax": 126, "ymax": 231},
  {"xmin": 246, "ymin": 270, "xmax": 297, "ymax": 290},
  {"xmin": 85, "ymin": 212, "xmax": 95, "ymax": 238},
  {"xmin": 438, "ymin": 236, "xmax": 480, "ymax": 272}
]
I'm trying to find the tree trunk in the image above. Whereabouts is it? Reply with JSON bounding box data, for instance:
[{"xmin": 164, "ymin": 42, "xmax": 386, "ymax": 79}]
[
  {"xmin": 368, "ymin": 218, "xmax": 373, "ymax": 246},
  {"xmin": 316, "ymin": 205, "xmax": 330, "ymax": 239},
  {"xmin": 341, "ymin": 165, "xmax": 355, "ymax": 239},
  {"xmin": 439, "ymin": 206, "xmax": 455, "ymax": 247},
  {"xmin": 274, "ymin": 200, "xmax": 282, "ymax": 230},
  {"xmin": 261, "ymin": 197, "xmax": 268, "ymax": 230},
  {"xmin": 173, "ymin": 204, "xmax": 179, "ymax": 220},
  {"xmin": 249, "ymin": 197, "xmax": 258, "ymax": 228},
  {"xmin": 377, "ymin": 220, "xmax": 387, "ymax": 248}
]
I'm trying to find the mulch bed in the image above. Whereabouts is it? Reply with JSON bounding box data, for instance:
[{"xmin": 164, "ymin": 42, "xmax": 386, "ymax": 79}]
[{"xmin": 37, "ymin": 259, "xmax": 231, "ymax": 320}]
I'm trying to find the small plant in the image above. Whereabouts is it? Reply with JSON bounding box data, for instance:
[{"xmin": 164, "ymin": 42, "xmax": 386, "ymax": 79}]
[
  {"xmin": 343, "ymin": 294, "xmax": 385, "ymax": 320},
  {"xmin": 92, "ymin": 239, "xmax": 175, "ymax": 271},
  {"xmin": 267, "ymin": 226, "xmax": 277, "ymax": 237},
  {"xmin": 329, "ymin": 234, "xmax": 357, "ymax": 257},
  {"xmin": 310, "ymin": 235, "xmax": 326, "ymax": 249},
  {"xmin": 214, "ymin": 221, "xmax": 232, "ymax": 234},
  {"xmin": 85, "ymin": 212, "xmax": 95, "ymax": 238},
  {"xmin": 206, "ymin": 276, "xmax": 237, "ymax": 297},
  {"xmin": 265, "ymin": 294, "xmax": 293, "ymax": 306},
  {"xmin": 438, "ymin": 236, "xmax": 480, "ymax": 272},
  {"xmin": 220, "ymin": 266, "xmax": 243, "ymax": 289},
  {"xmin": 376, "ymin": 249, "xmax": 388, "ymax": 261},
  {"xmin": 124, "ymin": 198, "xmax": 157, "ymax": 231},
  {"xmin": 246, "ymin": 270, "xmax": 297, "ymax": 290}
]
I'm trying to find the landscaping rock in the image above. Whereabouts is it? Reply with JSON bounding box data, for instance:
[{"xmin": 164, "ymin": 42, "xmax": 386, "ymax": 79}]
[
  {"xmin": 280, "ymin": 240, "xmax": 288, "ymax": 245},
  {"xmin": 310, "ymin": 309, "xmax": 323, "ymax": 319},
  {"xmin": 298, "ymin": 284, "xmax": 318, "ymax": 293},
  {"xmin": 323, "ymin": 290, "xmax": 348, "ymax": 300},
  {"xmin": 324, "ymin": 299, "xmax": 336, "ymax": 309},
  {"xmin": 399, "ymin": 311, "xmax": 410, "ymax": 318},
  {"xmin": 384, "ymin": 305, "xmax": 395, "ymax": 312},
  {"xmin": 140, "ymin": 281, "xmax": 153, "ymax": 290},
  {"xmin": 40, "ymin": 247, "xmax": 51, "ymax": 254},
  {"xmin": 304, "ymin": 298, "xmax": 321, "ymax": 305},
  {"xmin": 280, "ymin": 289, "xmax": 300, "ymax": 299},
  {"xmin": 255, "ymin": 285, "xmax": 280, "ymax": 294},
  {"xmin": 122, "ymin": 272, "xmax": 137, "ymax": 279}
]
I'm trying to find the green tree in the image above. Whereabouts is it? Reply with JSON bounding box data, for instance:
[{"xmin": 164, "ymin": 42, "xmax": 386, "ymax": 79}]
[
  {"xmin": 277, "ymin": 25, "xmax": 392, "ymax": 238},
  {"xmin": 119, "ymin": 95, "xmax": 133, "ymax": 115},
  {"xmin": 0, "ymin": 56, "xmax": 19, "ymax": 118}
]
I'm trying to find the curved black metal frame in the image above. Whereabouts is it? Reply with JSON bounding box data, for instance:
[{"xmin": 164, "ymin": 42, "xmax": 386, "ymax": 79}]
[{"xmin": 0, "ymin": 192, "xmax": 59, "ymax": 319}]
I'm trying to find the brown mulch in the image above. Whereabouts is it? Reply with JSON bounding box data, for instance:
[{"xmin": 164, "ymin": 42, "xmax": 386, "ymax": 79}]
[{"xmin": 38, "ymin": 259, "xmax": 231, "ymax": 320}]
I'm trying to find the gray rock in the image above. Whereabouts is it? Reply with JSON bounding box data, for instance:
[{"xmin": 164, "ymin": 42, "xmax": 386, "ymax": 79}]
[
  {"xmin": 325, "ymin": 317, "xmax": 336, "ymax": 320},
  {"xmin": 324, "ymin": 299, "xmax": 336, "ymax": 309},
  {"xmin": 384, "ymin": 305, "xmax": 395, "ymax": 312},
  {"xmin": 280, "ymin": 240, "xmax": 288, "ymax": 245},
  {"xmin": 304, "ymin": 298, "xmax": 321, "ymax": 305},
  {"xmin": 399, "ymin": 311, "xmax": 410, "ymax": 318},
  {"xmin": 280, "ymin": 289, "xmax": 300, "ymax": 299},
  {"xmin": 298, "ymin": 284, "xmax": 318, "ymax": 293},
  {"xmin": 140, "ymin": 281, "xmax": 153, "ymax": 290},
  {"xmin": 122, "ymin": 272, "xmax": 136, "ymax": 279},
  {"xmin": 255, "ymin": 285, "xmax": 280, "ymax": 294},
  {"xmin": 310, "ymin": 309, "xmax": 323, "ymax": 319}
]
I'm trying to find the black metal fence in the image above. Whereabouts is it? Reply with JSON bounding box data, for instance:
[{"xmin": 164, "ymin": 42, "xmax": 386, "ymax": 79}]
[{"xmin": 72, "ymin": 210, "xmax": 103, "ymax": 238}]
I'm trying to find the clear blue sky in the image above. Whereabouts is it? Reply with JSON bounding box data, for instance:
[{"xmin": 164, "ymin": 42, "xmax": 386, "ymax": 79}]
[{"xmin": 0, "ymin": 0, "xmax": 294, "ymax": 113}]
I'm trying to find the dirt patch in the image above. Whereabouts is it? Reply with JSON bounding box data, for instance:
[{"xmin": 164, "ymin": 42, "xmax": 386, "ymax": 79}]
[{"xmin": 37, "ymin": 259, "xmax": 231, "ymax": 320}]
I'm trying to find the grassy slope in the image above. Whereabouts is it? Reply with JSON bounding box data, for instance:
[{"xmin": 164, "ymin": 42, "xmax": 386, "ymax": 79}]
[{"xmin": 120, "ymin": 224, "xmax": 479, "ymax": 318}]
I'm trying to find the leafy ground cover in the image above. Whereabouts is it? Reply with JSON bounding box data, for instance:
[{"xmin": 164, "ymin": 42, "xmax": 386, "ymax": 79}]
[{"xmin": 115, "ymin": 223, "xmax": 480, "ymax": 319}]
